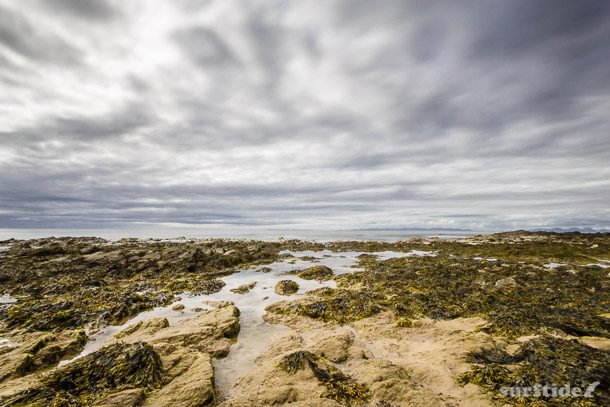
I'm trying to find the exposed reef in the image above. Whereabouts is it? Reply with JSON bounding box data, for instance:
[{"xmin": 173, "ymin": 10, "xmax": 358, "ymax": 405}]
[{"xmin": 0, "ymin": 232, "xmax": 608, "ymax": 406}]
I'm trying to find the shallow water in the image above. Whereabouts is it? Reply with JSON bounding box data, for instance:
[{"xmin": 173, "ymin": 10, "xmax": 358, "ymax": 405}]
[
  {"xmin": 0, "ymin": 294, "xmax": 16, "ymax": 304},
  {"xmin": 544, "ymin": 262, "xmax": 564, "ymax": 269},
  {"xmin": 473, "ymin": 256, "xmax": 497, "ymax": 262},
  {"xmin": 0, "ymin": 227, "xmax": 474, "ymax": 241},
  {"xmin": 60, "ymin": 249, "xmax": 435, "ymax": 395},
  {"xmin": 585, "ymin": 262, "xmax": 610, "ymax": 269}
]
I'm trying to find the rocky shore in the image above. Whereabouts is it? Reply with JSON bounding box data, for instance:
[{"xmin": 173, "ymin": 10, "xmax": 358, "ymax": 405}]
[{"xmin": 0, "ymin": 232, "xmax": 609, "ymax": 406}]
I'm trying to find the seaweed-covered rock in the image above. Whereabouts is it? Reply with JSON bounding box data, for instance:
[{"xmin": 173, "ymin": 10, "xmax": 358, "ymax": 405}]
[
  {"xmin": 275, "ymin": 280, "xmax": 299, "ymax": 295},
  {"xmin": 298, "ymin": 266, "xmax": 334, "ymax": 281},
  {"xmin": 279, "ymin": 350, "xmax": 370, "ymax": 404},
  {"xmin": 0, "ymin": 330, "xmax": 86, "ymax": 383},
  {"xmin": 267, "ymin": 288, "xmax": 384, "ymax": 324},
  {"xmin": 336, "ymin": 253, "xmax": 610, "ymax": 339},
  {"xmin": 6, "ymin": 342, "xmax": 163, "ymax": 406},
  {"xmin": 459, "ymin": 336, "xmax": 610, "ymax": 406},
  {"xmin": 230, "ymin": 282, "xmax": 256, "ymax": 294},
  {"xmin": 0, "ymin": 238, "xmax": 280, "ymax": 332}
]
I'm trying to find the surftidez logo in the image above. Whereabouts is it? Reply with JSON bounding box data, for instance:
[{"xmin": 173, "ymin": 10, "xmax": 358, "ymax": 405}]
[{"xmin": 499, "ymin": 382, "xmax": 600, "ymax": 398}]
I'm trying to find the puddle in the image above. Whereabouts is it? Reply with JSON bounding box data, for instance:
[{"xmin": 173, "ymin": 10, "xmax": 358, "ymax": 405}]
[
  {"xmin": 544, "ymin": 262, "xmax": 565, "ymax": 269},
  {"xmin": 0, "ymin": 337, "xmax": 17, "ymax": 355},
  {"xmin": 585, "ymin": 262, "xmax": 610, "ymax": 269},
  {"xmin": 0, "ymin": 244, "xmax": 11, "ymax": 257},
  {"xmin": 58, "ymin": 249, "xmax": 435, "ymax": 395},
  {"xmin": 0, "ymin": 294, "xmax": 17, "ymax": 304},
  {"xmin": 473, "ymin": 256, "xmax": 497, "ymax": 261}
]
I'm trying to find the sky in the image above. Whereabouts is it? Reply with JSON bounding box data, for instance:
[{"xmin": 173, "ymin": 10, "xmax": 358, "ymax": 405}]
[{"xmin": 0, "ymin": 0, "xmax": 609, "ymax": 234}]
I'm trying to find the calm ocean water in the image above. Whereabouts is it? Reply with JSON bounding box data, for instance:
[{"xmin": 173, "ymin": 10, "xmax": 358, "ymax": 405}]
[{"xmin": 0, "ymin": 227, "xmax": 479, "ymax": 241}]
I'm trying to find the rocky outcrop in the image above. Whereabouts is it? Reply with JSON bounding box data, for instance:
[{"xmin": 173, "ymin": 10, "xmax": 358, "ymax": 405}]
[
  {"xmin": 0, "ymin": 329, "xmax": 86, "ymax": 383},
  {"xmin": 0, "ymin": 304, "xmax": 241, "ymax": 407},
  {"xmin": 147, "ymin": 352, "xmax": 215, "ymax": 407}
]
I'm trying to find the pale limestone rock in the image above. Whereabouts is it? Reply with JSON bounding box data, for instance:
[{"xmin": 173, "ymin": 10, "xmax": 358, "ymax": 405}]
[
  {"xmin": 147, "ymin": 352, "xmax": 215, "ymax": 407},
  {"xmin": 93, "ymin": 388, "xmax": 144, "ymax": 406}
]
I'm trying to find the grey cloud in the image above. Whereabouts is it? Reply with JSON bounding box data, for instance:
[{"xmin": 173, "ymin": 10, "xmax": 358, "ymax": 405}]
[
  {"xmin": 6, "ymin": 104, "xmax": 153, "ymax": 153},
  {"xmin": 48, "ymin": 105, "xmax": 151, "ymax": 140},
  {"xmin": 0, "ymin": 0, "xmax": 609, "ymax": 233},
  {"xmin": 469, "ymin": 0, "xmax": 610, "ymax": 58},
  {"xmin": 0, "ymin": 5, "xmax": 82, "ymax": 65},
  {"xmin": 173, "ymin": 27, "xmax": 240, "ymax": 69},
  {"xmin": 39, "ymin": 0, "xmax": 120, "ymax": 21}
]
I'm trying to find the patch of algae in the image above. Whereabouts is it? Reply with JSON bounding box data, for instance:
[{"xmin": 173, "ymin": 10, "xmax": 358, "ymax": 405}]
[
  {"xmin": 458, "ymin": 336, "xmax": 610, "ymax": 406},
  {"xmin": 6, "ymin": 342, "xmax": 163, "ymax": 406},
  {"xmin": 230, "ymin": 281, "xmax": 257, "ymax": 294},
  {"xmin": 275, "ymin": 280, "xmax": 299, "ymax": 295},
  {"xmin": 297, "ymin": 265, "xmax": 334, "ymax": 281},
  {"xmin": 279, "ymin": 350, "xmax": 370, "ymax": 405},
  {"xmin": 268, "ymin": 287, "xmax": 384, "ymax": 324}
]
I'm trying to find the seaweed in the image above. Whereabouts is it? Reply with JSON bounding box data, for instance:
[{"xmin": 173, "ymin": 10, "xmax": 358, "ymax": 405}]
[
  {"xmin": 275, "ymin": 280, "xmax": 299, "ymax": 295},
  {"xmin": 268, "ymin": 288, "xmax": 384, "ymax": 324},
  {"xmin": 7, "ymin": 342, "xmax": 164, "ymax": 406},
  {"xmin": 459, "ymin": 336, "xmax": 610, "ymax": 406},
  {"xmin": 331, "ymin": 253, "xmax": 610, "ymax": 339},
  {"xmin": 298, "ymin": 266, "xmax": 334, "ymax": 281},
  {"xmin": 279, "ymin": 350, "xmax": 370, "ymax": 405},
  {"xmin": 230, "ymin": 282, "xmax": 257, "ymax": 294}
]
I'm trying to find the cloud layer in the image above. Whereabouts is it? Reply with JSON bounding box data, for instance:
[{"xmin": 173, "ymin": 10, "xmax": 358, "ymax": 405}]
[{"xmin": 1, "ymin": 0, "xmax": 609, "ymax": 232}]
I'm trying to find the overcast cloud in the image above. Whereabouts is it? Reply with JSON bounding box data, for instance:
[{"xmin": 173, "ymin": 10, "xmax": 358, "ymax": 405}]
[{"xmin": 1, "ymin": 0, "xmax": 609, "ymax": 232}]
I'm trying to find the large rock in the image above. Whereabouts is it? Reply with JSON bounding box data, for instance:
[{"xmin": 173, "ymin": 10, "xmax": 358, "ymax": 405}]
[
  {"xmin": 310, "ymin": 332, "xmax": 353, "ymax": 363},
  {"xmin": 116, "ymin": 304, "xmax": 240, "ymax": 357},
  {"xmin": 93, "ymin": 388, "xmax": 144, "ymax": 406},
  {"xmin": 0, "ymin": 304, "xmax": 241, "ymax": 406},
  {"xmin": 147, "ymin": 352, "xmax": 215, "ymax": 407},
  {"xmin": 0, "ymin": 329, "xmax": 86, "ymax": 383}
]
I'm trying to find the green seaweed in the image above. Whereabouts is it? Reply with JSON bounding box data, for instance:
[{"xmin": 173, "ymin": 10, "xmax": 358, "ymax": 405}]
[
  {"xmin": 7, "ymin": 342, "xmax": 164, "ymax": 406},
  {"xmin": 230, "ymin": 282, "xmax": 257, "ymax": 294},
  {"xmin": 268, "ymin": 288, "xmax": 384, "ymax": 324},
  {"xmin": 279, "ymin": 350, "xmax": 370, "ymax": 405},
  {"xmin": 297, "ymin": 266, "xmax": 334, "ymax": 281},
  {"xmin": 275, "ymin": 280, "xmax": 299, "ymax": 295},
  {"xmin": 331, "ymin": 253, "xmax": 610, "ymax": 339},
  {"xmin": 458, "ymin": 336, "xmax": 610, "ymax": 406}
]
